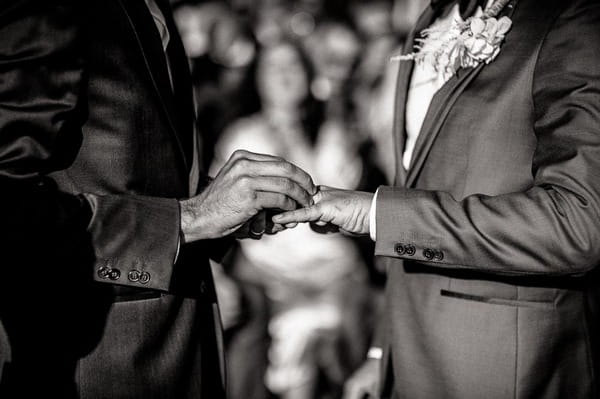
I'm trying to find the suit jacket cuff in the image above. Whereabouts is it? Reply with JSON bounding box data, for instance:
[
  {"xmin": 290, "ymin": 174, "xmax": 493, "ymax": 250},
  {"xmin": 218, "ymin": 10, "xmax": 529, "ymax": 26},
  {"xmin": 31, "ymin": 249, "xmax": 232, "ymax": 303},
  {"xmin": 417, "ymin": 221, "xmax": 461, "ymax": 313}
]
[
  {"xmin": 374, "ymin": 186, "xmax": 445, "ymax": 265},
  {"xmin": 85, "ymin": 194, "xmax": 180, "ymax": 291}
]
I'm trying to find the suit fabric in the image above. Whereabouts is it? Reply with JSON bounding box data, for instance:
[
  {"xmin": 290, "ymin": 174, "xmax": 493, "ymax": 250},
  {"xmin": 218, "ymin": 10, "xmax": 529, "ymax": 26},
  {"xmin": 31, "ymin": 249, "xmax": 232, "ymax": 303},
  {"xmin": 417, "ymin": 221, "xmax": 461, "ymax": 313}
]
[
  {"xmin": 0, "ymin": 0, "xmax": 225, "ymax": 397},
  {"xmin": 376, "ymin": 0, "xmax": 600, "ymax": 397}
]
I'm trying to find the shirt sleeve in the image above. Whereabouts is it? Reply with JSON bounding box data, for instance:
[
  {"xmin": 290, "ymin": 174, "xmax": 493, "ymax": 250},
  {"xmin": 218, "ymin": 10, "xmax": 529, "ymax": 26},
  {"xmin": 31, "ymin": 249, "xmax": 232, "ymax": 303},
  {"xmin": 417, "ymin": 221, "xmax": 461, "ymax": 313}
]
[{"xmin": 369, "ymin": 188, "xmax": 380, "ymax": 241}]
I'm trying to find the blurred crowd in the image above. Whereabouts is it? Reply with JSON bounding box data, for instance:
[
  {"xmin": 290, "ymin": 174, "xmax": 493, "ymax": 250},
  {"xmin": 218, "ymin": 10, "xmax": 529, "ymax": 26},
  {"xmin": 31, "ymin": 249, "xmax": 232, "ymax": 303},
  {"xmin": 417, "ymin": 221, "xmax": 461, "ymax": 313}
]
[{"xmin": 171, "ymin": 1, "xmax": 427, "ymax": 398}]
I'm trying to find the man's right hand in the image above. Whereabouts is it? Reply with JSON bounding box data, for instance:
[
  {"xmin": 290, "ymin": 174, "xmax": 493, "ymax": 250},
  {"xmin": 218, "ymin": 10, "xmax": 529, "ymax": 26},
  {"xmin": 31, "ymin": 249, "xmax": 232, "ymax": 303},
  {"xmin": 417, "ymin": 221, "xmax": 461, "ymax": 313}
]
[{"xmin": 179, "ymin": 150, "xmax": 316, "ymax": 242}]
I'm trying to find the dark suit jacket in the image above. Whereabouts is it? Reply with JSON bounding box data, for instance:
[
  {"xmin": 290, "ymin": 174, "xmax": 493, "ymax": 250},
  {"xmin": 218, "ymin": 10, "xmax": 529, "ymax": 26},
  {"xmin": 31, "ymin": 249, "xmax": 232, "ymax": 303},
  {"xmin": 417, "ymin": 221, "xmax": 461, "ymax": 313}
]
[
  {"xmin": 376, "ymin": 0, "xmax": 600, "ymax": 397},
  {"xmin": 0, "ymin": 0, "xmax": 225, "ymax": 397}
]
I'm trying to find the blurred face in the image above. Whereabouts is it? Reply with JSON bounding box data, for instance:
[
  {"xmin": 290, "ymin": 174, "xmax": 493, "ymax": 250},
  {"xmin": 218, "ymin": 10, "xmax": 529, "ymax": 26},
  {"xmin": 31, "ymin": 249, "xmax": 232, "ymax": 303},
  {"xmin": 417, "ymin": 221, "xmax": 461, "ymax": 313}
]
[
  {"xmin": 173, "ymin": 5, "xmax": 208, "ymax": 58},
  {"xmin": 257, "ymin": 43, "xmax": 309, "ymax": 108}
]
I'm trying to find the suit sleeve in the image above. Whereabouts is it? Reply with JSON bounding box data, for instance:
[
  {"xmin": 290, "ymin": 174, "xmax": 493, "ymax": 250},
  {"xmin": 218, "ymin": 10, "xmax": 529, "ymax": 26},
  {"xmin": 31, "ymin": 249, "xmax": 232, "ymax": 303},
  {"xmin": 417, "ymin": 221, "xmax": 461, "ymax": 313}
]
[
  {"xmin": 0, "ymin": 0, "xmax": 179, "ymax": 291},
  {"xmin": 374, "ymin": 0, "xmax": 600, "ymax": 276}
]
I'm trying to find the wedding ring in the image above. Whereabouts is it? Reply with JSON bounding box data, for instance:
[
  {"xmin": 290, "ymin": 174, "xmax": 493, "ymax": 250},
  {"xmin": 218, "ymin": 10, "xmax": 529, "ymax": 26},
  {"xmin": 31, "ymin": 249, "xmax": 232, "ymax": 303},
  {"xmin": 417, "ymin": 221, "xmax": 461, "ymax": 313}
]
[{"xmin": 249, "ymin": 227, "xmax": 265, "ymax": 236}]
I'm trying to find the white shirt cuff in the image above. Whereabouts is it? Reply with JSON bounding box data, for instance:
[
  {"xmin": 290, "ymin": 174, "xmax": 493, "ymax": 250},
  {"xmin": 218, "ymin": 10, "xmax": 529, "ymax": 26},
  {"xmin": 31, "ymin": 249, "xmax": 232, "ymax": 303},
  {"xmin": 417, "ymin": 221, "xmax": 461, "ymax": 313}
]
[
  {"xmin": 369, "ymin": 188, "xmax": 379, "ymax": 241},
  {"xmin": 174, "ymin": 236, "xmax": 181, "ymax": 263},
  {"xmin": 367, "ymin": 347, "xmax": 383, "ymax": 360}
]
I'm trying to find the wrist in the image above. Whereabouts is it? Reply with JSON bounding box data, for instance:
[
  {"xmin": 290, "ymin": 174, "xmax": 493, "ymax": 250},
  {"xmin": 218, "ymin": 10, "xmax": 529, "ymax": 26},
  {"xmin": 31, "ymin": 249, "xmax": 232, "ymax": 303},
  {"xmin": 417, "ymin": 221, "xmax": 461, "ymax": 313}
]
[
  {"xmin": 179, "ymin": 197, "xmax": 213, "ymax": 243},
  {"xmin": 179, "ymin": 198, "xmax": 196, "ymax": 244},
  {"xmin": 359, "ymin": 192, "xmax": 374, "ymax": 235}
]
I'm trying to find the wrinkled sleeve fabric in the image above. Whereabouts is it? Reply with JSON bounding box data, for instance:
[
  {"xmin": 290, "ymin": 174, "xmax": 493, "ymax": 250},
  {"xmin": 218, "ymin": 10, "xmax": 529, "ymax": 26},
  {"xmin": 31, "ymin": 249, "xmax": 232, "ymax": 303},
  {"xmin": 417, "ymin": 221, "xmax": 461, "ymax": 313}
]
[
  {"xmin": 0, "ymin": 0, "xmax": 179, "ymax": 291},
  {"xmin": 374, "ymin": 1, "xmax": 600, "ymax": 276}
]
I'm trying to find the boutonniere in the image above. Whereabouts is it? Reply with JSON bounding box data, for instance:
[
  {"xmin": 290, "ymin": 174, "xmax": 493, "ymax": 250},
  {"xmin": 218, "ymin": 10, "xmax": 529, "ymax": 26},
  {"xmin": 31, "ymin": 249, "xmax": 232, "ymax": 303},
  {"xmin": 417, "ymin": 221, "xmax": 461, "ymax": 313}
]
[{"xmin": 392, "ymin": 0, "xmax": 513, "ymax": 78}]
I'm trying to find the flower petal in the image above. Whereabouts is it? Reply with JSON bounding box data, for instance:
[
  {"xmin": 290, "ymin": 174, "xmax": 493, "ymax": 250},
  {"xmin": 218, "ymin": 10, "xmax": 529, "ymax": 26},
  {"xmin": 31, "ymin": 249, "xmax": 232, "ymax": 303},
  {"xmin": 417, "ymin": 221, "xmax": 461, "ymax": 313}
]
[
  {"xmin": 496, "ymin": 16, "xmax": 513, "ymax": 35},
  {"xmin": 471, "ymin": 38, "xmax": 487, "ymax": 54},
  {"xmin": 485, "ymin": 18, "xmax": 499, "ymax": 38},
  {"xmin": 470, "ymin": 18, "xmax": 485, "ymax": 35}
]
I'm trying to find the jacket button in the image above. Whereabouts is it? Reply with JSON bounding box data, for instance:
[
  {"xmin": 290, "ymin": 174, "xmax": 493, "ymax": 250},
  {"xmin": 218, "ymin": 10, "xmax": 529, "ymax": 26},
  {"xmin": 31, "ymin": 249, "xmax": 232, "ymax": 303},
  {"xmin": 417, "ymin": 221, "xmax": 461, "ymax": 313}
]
[
  {"xmin": 128, "ymin": 269, "xmax": 141, "ymax": 282},
  {"xmin": 394, "ymin": 243, "xmax": 406, "ymax": 255},
  {"xmin": 434, "ymin": 250, "xmax": 444, "ymax": 261},
  {"xmin": 405, "ymin": 245, "xmax": 416, "ymax": 256},
  {"xmin": 200, "ymin": 281, "xmax": 207, "ymax": 294},
  {"xmin": 423, "ymin": 248, "xmax": 435, "ymax": 260},
  {"xmin": 139, "ymin": 271, "xmax": 151, "ymax": 284},
  {"xmin": 97, "ymin": 266, "xmax": 111, "ymax": 279},
  {"xmin": 109, "ymin": 268, "xmax": 121, "ymax": 280}
]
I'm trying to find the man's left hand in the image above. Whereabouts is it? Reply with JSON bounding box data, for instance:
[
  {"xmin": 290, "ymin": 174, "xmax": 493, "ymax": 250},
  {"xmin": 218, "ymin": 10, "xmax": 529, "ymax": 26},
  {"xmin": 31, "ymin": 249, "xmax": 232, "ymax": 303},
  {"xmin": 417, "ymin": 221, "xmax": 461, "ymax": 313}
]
[{"xmin": 273, "ymin": 186, "xmax": 373, "ymax": 236}]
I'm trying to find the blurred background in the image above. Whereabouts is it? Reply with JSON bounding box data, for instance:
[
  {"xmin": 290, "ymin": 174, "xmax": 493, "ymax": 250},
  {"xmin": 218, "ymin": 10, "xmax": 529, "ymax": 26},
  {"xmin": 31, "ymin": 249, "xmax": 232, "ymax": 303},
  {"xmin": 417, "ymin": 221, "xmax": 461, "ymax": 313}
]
[{"xmin": 171, "ymin": 1, "xmax": 428, "ymax": 398}]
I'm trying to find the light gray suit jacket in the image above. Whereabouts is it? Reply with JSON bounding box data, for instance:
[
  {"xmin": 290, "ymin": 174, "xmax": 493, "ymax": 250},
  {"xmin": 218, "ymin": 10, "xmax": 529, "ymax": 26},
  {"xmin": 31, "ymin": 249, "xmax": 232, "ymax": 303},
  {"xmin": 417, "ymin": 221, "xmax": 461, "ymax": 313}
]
[{"xmin": 376, "ymin": 0, "xmax": 600, "ymax": 397}]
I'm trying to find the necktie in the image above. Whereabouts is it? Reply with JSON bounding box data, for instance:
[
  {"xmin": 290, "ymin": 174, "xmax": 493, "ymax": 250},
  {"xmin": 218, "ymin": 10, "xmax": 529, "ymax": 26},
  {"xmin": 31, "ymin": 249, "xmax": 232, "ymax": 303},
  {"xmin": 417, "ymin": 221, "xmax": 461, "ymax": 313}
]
[{"xmin": 431, "ymin": 0, "xmax": 487, "ymax": 19}]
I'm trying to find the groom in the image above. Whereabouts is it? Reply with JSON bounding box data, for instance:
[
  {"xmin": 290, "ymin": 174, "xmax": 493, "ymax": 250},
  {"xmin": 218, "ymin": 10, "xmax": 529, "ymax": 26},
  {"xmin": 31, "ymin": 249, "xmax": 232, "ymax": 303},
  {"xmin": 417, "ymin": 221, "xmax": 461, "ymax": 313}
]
[
  {"xmin": 276, "ymin": 0, "xmax": 600, "ymax": 397},
  {"xmin": 0, "ymin": 0, "xmax": 315, "ymax": 397}
]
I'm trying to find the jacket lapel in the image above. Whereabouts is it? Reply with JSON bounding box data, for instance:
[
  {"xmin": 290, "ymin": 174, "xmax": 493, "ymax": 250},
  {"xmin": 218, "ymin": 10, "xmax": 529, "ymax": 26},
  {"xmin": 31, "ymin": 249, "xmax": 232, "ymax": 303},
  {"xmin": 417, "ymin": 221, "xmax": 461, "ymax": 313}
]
[
  {"xmin": 117, "ymin": 0, "xmax": 190, "ymax": 171},
  {"xmin": 392, "ymin": 7, "xmax": 435, "ymax": 187},
  {"xmin": 404, "ymin": 0, "xmax": 518, "ymax": 188}
]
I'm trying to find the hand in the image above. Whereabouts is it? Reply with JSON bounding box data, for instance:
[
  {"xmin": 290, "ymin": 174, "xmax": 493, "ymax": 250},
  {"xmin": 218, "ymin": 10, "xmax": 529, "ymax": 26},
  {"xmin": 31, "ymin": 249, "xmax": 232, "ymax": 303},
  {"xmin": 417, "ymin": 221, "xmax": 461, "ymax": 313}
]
[
  {"xmin": 179, "ymin": 150, "xmax": 316, "ymax": 242},
  {"xmin": 342, "ymin": 358, "xmax": 381, "ymax": 399},
  {"xmin": 234, "ymin": 210, "xmax": 286, "ymax": 239},
  {"xmin": 272, "ymin": 186, "xmax": 373, "ymax": 236}
]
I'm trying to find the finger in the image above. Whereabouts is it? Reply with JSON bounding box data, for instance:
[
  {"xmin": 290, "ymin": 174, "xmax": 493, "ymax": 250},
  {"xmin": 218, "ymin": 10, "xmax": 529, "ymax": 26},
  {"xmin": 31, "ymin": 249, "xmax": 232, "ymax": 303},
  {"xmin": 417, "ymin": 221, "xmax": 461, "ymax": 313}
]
[
  {"xmin": 249, "ymin": 211, "xmax": 266, "ymax": 235},
  {"xmin": 266, "ymin": 223, "xmax": 286, "ymax": 234},
  {"xmin": 255, "ymin": 192, "xmax": 297, "ymax": 211},
  {"xmin": 272, "ymin": 205, "xmax": 322, "ymax": 224},
  {"xmin": 219, "ymin": 150, "xmax": 285, "ymax": 177},
  {"xmin": 234, "ymin": 159, "xmax": 316, "ymax": 195},
  {"xmin": 249, "ymin": 176, "xmax": 313, "ymax": 207},
  {"xmin": 229, "ymin": 149, "xmax": 285, "ymax": 163}
]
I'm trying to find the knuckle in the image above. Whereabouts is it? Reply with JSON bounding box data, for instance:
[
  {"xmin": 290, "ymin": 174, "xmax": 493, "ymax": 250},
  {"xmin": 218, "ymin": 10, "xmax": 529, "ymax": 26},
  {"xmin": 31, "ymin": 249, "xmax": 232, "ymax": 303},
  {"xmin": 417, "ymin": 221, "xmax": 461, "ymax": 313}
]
[
  {"xmin": 232, "ymin": 158, "xmax": 250, "ymax": 172},
  {"xmin": 237, "ymin": 175, "xmax": 252, "ymax": 188},
  {"xmin": 283, "ymin": 179, "xmax": 296, "ymax": 192},
  {"xmin": 232, "ymin": 149, "xmax": 248, "ymax": 158},
  {"xmin": 284, "ymin": 197, "xmax": 295, "ymax": 209},
  {"xmin": 245, "ymin": 191, "xmax": 258, "ymax": 205},
  {"xmin": 237, "ymin": 158, "xmax": 251, "ymax": 170},
  {"xmin": 280, "ymin": 161, "xmax": 294, "ymax": 174}
]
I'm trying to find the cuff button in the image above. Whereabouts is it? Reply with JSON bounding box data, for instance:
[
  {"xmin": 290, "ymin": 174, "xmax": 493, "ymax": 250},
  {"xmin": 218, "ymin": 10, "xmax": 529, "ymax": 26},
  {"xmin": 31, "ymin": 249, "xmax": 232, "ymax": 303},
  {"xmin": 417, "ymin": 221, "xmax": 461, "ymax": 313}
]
[
  {"xmin": 128, "ymin": 269, "xmax": 141, "ymax": 282},
  {"xmin": 139, "ymin": 271, "xmax": 151, "ymax": 285},
  {"xmin": 394, "ymin": 243, "xmax": 406, "ymax": 255},
  {"xmin": 97, "ymin": 266, "xmax": 111, "ymax": 279},
  {"xmin": 405, "ymin": 245, "xmax": 416, "ymax": 256},
  {"xmin": 108, "ymin": 268, "xmax": 121, "ymax": 280},
  {"xmin": 423, "ymin": 248, "xmax": 435, "ymax": 260},
  {"xmin": 434, "ymin": 250, "xmax": 444, "ymax": 261}
]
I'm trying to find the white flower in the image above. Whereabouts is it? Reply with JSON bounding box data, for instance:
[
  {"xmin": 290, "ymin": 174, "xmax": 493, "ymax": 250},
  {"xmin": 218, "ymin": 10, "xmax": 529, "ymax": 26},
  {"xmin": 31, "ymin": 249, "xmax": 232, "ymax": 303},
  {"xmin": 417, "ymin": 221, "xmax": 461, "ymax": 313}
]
[
  {"xmin": 391, "ymin": 0, "xmax": 513, "ymax": 77},
  {"xmin": 464, "ymin": 16, "xmax": 512, "ymax": 63}
]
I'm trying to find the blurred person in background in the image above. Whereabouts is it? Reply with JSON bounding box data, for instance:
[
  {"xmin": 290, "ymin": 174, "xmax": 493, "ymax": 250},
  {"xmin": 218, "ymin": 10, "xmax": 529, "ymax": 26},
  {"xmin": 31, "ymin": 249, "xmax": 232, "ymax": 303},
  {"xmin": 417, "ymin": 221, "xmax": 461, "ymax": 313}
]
[
  {"xmin": 211, "ymin": 39, "xmax": 379, "ymax": 399},
  {"xmin": 173, "ymin": 0, "xmax": 258, "ymax": 168},
  {"xmin": 347, "ymin": 0, "xmax": 400, "ymax": 185}
]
